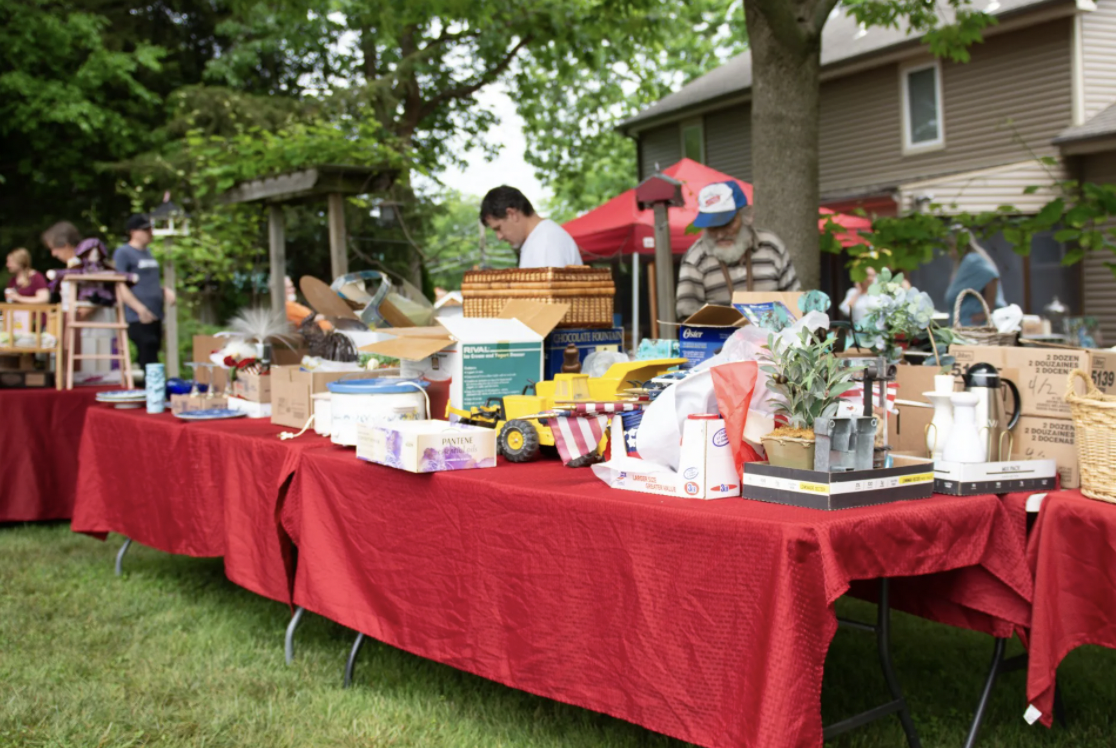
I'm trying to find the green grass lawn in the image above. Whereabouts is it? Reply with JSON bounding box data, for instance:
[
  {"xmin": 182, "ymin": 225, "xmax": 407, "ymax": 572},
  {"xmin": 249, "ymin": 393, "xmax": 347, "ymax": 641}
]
[{"xmin": 2, "ymin": 523, "xmax": 1115, "ymax": 748}]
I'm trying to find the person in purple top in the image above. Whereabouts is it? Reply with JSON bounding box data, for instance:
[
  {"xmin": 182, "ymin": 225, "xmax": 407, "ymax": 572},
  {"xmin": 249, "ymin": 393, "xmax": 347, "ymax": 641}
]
[{"xmin": 5, "ymin": 248, "xmax": 50, "ymax": 304}]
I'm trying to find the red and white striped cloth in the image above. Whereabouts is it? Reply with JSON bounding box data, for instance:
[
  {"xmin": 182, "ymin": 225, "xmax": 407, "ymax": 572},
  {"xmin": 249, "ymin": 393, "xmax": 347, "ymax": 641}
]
[
  {"xmin": 557, "ymin": 401, "xmax": 642, "ymax": 415},
  {"xmin": 550, "ymin": 402, "xmax": 643, "ymax": 465}
]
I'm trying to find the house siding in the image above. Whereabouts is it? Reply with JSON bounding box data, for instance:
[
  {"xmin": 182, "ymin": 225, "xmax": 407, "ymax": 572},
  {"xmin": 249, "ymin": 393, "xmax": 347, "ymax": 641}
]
[
  {"xmin": 896, "ymin": 159, "xmax": 1069, "ymax": 214},
  {"xmin": 703, "ymin": 105, "xmax": 753, "ymax": 181},
  {"xmin": 1081, "ymin": 150, "xmax": 1116, "ymax": 344},
  {"xmin": 1082, "ymin": 0, "xmax": 1116, "ymax": 121},
  {"xmin": 818, "ymin": 19, "xmax": 1074, "ymax": 197},
  {"xmin": 639, "ymin": 125, "xmax": 681, "ymax": 179}
]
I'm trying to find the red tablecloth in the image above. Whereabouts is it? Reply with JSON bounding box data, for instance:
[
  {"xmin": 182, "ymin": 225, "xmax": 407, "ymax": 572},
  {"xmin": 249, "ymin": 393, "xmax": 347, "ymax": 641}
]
[
  {"xmin": 1010, "ymin": 489, "xmax": 1116, "ymax": 727},
  {"xmin": 72, "ymin": 406, "xmax": 326, "ymax": 602},
  {"xmin": 0, "ymin": 386, "xmax": 108, "ymax": 522},
  {"xmin": 282, "ymin": 450, "xmax": 1033, "ymax": 748}
]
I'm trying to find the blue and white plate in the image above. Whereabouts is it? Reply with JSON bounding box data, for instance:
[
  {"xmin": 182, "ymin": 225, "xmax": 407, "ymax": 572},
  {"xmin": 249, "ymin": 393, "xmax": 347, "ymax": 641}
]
[
  {"xmin": 175, "ymin": 408, "xmax": 248, "ymax": 421},
  {"xmin": 96, "ymin": 389, "xmax": 147, "ymax": 402}
]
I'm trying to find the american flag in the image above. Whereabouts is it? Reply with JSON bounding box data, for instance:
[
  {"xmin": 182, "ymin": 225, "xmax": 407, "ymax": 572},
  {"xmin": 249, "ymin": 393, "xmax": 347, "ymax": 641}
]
[{"xmin": 551, "ymin": 402, "xmax": 643, "ymax": 465}]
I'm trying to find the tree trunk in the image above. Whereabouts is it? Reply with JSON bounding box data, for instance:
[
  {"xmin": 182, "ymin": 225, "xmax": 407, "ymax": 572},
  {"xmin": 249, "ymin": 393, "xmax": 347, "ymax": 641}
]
[{"xmin": 744, "ymin": 0, "xmax": 828, "ymax": 291}]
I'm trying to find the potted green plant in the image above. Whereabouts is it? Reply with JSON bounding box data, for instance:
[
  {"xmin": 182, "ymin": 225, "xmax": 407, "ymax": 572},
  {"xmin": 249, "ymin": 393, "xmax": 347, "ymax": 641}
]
[
  {"xmin": 857, "ymin": 269, "xmax": 937, "ymax": 364},
  {"xmin": 760, "ymin": 328, "xmax": 861, "ymax": 470}
]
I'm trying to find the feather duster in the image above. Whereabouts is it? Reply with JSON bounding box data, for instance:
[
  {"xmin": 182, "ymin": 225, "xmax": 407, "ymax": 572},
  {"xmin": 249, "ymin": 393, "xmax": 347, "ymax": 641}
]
[{"xmin": 227, "ymin": 307, "xmax": 295, "ymax": 346}]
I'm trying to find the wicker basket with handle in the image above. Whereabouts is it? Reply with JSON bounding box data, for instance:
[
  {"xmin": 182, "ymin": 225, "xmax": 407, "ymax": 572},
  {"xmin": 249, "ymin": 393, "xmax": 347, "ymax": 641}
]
[
  {"xmin": 952, "ymin": 288, "xmax": 1018, "ymax": 346},
  {"xmin": 1065, "ymin": 369, "xmax": 1116, "ymax": 503},
  {"xmin": 461, "ymin": 267, "xmax": 615, "ymax": 328}
]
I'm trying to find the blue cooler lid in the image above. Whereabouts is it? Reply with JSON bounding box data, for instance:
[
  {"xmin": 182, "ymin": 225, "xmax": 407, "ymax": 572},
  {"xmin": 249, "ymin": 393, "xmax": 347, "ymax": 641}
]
[{"xmin": 327, "ymin": 377, "xmax": 429, "ymax": 395}]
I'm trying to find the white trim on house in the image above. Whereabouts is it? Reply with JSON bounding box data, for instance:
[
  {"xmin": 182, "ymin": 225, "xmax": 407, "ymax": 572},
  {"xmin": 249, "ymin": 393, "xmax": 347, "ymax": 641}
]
[
  {"xmin": 680, "ymin": 118, "xmax": 705, "ymax": 163},
  {"xmin": 1072, "ymin": 11, "xmax": 1086, "ymax": 125},
  {"xmin": 900, "ymin": 60, "xmax": 946, "ymax": 154}
]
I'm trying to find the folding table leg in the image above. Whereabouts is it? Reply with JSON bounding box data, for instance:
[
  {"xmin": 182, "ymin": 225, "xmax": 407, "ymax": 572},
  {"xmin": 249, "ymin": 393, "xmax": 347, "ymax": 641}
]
[
  {"xmin": 963, "ymin": 638, "xmax": 1008, "ymax": 748},
  {"xmin": 285, "ymin": 606, "xmax": 305, "ymax": 665},
  {"xmin": 343, "ymin": 632, "xmax": 365, "ymax": 689},
  {"xmin": 114, "ymin": 537, "xmax": 133, "ymax": 577},
  {"xmin": 825, "ymin": 578, "xmax": 921, "ymax": 747},
  {"xmin": 875, "ymin": 579, "xmax": 921, "ymax": 748}
]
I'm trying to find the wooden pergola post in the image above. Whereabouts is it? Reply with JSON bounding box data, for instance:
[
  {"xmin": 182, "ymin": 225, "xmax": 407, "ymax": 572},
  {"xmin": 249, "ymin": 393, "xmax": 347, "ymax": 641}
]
[
  {"xmin": 221, "ymin": 166, "xmax": 393, "ymax": 307},
  {"xmin": 327, "ymin": 192, "xmax": 348, "ymax": 279},
  {"xmin": 269, "ymin": 205, "xmax": 286, "ymax": 320}
]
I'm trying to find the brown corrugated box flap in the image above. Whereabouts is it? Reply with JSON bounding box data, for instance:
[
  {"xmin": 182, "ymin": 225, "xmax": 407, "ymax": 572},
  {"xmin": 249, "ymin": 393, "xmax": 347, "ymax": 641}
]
[
  {"xmin": 496, "ymin": 300, "xmax": 569, "ymax": 338},
  {"xmin": 675, "ymin": 304, "xmax": 748, "ymax": 328},
  {"xmin": 731, "ymin": 291, "xmax": 804, "ymax": 310},
  {"xmin": 360, "ymin": 326, "xmax": 454, "ymax": 361},
  {"xmin": 359, "ymin": 301, "xmax": 565, "ymax": 361}
]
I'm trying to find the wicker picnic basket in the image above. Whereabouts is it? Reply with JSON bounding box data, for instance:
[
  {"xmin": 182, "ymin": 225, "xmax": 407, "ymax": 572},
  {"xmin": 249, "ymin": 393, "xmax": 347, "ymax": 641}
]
[
  {"xmin": 1065, "ymin": 369, "xmax": 1116, "ymax": 503},
  {"xmin": 461, "ymin": 267, "xmax": 615, "ymax": 328},
  {"xmin": 952, "ymin": 288, "xmax": 1018, "ymax": 347}
]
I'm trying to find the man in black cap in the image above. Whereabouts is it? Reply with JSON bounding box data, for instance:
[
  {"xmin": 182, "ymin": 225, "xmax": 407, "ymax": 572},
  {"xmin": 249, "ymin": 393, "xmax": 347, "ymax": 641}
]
[{"xmin": 113, "ymin": 214, "xmax": 176, "ymax": 368}]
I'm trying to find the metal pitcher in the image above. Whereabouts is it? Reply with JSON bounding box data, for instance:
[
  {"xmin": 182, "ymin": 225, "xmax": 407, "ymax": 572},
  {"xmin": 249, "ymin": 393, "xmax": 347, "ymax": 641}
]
[{"xmin": 962, "ymin": 363, "xmax": 1021, "ymax": 461}]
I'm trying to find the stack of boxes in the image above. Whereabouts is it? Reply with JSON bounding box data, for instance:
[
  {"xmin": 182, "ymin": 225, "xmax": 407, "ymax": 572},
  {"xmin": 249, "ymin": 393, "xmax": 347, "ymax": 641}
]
[
  {"xmin": 950, "ymin": 345, "xmax": 1116, "ymax": 490},
  {"xmin": 888, "ymin": 345, "xmax": 1116, "ymax": 490}
]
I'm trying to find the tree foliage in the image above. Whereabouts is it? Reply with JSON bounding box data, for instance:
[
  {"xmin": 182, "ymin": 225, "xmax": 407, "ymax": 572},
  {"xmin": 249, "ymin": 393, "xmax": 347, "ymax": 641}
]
[
  {"xmin": 824, "ymin": 169, "xmax": 1116, "ymax": 282},
  {"xmin": 742, "ymin": 0, "xmax": 996, "ymax": 289},
  {"xmin": 515, "ymin": 0, "xmax": 746, "ymax": 217}
]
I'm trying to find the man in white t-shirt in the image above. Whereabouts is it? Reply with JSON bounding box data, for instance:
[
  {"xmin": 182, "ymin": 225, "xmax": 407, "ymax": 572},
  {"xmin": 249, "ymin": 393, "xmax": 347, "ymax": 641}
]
[{"xmin": 479, "ymin": 186, "xmax": 582, "ymax": 268}]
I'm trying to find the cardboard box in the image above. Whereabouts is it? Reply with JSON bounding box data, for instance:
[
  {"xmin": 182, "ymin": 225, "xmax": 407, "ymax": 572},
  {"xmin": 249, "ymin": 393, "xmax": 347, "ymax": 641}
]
[
  {"xmin": 170, "ymin": 393, "xmax": 228, "ymax": 415},
  {"xmin": 544, "ymin": 327, "xmax": 624, "ymax": 379},
  {"xmin": 1089, "ymin": 349, "xmax": 1116, "ymax": 395},
  {"xmin": 227, "ymin": 395, "xmax": 271, "ymax": 419},
  {"xmin": 270, "ymin": 367, "xmax": 359, "ymax": 428},
  {"xmin": 356, "ymin": 420, "xmax": 497, "ymax": 473},
  {"xmin": 888, "ymin": 365, "xmax": 947, "ymax": 457},
  {"xmin": 592, "ymin": 415, "xmax": 740, "ymax": 499},
  {"xmin": 730, "ymin": 291, "xmax": 805, "ymax": 314},
  {"xmin": 676, "ymin": 305, "xmax": 748, "ymax": 367},
  {"xmin": 950, "ymin": 345, "xmax": 1090, "ymax": 419},
  {"xmin": 670, "ymin": 293, "xmax": 804, "ymax": 368},
  {"xmin": 0, "ymin": 353, "xmax": 36, "ymax": 372},
  {"xmin": 932, "ymin": 457, "xmax": 1058, "ymax": 496},
  {"xmin": 740, "ymin": 456, "xmax": 935, "ymax": 510},
  {"xmin": 192, "ymin": 335, "xmax": 305, "ymax": 368},
  {"xmin": 1013, "ymin": 416, "xmax": 1078, "ymax": 489},
  {"xmin": 0, "ymin": 370, "xmax": 53, "ymax": 388},
  {"xmin": 232, "ymin": 371, "xmax": 271, "ymax": 403},
  {"xmin": 360, "ymin": 301, "xmax": 567, "ymax": 414}
]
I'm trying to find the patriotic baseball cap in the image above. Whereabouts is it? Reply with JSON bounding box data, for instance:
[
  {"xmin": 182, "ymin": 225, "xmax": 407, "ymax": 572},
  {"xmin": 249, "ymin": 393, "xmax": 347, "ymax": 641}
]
[{"xmin": 693, "ymin": 181, "xmax": 748, "ymax": 229}]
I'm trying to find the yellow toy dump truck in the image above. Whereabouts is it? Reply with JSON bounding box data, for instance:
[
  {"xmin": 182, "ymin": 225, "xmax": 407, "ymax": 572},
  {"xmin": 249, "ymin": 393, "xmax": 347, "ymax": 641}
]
[{"xmin": 447, "ymin": 358, "xmax": 687, "ymax": 463}]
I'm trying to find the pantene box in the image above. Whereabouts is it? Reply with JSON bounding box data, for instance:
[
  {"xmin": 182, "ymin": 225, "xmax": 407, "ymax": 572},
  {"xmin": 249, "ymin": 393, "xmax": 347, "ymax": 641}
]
[
  {"xmin": 356, "ymin": 420, "xmax": 496, "ymax": 473},
  {"xmin": 950, "ymin": 345, "xmax": 1089, "ymax": 419}
]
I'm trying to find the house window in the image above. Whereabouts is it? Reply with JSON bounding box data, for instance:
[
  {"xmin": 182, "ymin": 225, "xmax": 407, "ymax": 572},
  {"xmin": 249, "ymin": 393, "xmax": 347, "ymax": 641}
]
[
  {"xmin": 681, "ymin": 120, "xmax": 704, "ymax": 163},
  {"xmin": 901, "ymin": 61, "xmax": 944, "ymax": 152}
]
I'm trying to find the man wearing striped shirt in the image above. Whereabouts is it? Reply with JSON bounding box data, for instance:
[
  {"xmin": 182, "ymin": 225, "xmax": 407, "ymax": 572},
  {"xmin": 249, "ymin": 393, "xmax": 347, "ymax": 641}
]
[{"xmin": 676, "ymin": 181, "xmax": 800, "ymax": 319}]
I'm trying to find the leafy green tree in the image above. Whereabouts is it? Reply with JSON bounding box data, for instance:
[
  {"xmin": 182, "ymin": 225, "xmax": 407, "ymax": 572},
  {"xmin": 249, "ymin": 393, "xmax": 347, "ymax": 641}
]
[
  {"xmin": 824, "ymin": 169, "xmax": 1116, "ymax": 282},
  {"xmin": 516, "ymin": 0, "xmax": 746, "ymax": 218},
  {"xmin": 742, "ymin": 0, "xmax": 995, "ymax": 289},
  {"xmin": 0, "ymin": 1, "xmax": 239, "ymax": 252}
]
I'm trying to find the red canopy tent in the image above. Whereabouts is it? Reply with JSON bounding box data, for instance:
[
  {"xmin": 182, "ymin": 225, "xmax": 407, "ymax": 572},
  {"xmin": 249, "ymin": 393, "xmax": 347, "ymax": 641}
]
[{"xmin": 563, "ymin": 158, "xmax": 871, "ymax": 259}]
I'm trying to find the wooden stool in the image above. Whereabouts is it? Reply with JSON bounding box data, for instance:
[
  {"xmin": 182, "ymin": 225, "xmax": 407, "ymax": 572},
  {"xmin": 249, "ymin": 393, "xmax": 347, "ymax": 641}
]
[{"xmin": 62, "ymin": 273, "xmax": 135, "ymax": 390}]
